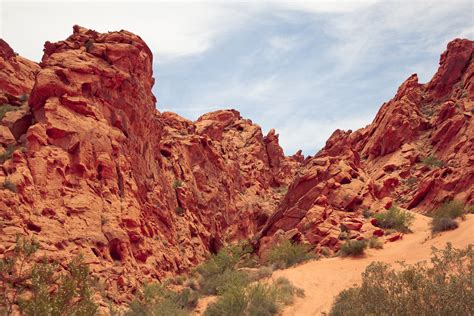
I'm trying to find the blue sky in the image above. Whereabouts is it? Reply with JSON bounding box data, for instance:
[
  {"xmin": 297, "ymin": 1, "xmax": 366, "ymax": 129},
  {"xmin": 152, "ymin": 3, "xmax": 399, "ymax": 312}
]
[{"xmin": 1, "ymin": 1, "xmax": 473, "ymax": 154}]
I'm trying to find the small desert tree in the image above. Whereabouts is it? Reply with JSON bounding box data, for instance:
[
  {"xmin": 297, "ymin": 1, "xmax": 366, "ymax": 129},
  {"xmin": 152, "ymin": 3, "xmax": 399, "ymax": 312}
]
[{"xmin": 0, "ymin": 236, "xmax": 97, "ymax": 315}]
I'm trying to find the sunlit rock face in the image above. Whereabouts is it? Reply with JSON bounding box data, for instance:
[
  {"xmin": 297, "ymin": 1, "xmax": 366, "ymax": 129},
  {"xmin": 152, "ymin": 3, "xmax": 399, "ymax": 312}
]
[{"xmin": 0, "ymin": 25, "xmax": 472, "ymax": 303}]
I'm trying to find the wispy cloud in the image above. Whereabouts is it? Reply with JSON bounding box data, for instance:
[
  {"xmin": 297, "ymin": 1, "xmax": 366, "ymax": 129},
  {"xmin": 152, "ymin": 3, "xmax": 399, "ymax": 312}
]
[{"xmin": 1, "ymin": 1, "xmax": 472, "ymax": 155}]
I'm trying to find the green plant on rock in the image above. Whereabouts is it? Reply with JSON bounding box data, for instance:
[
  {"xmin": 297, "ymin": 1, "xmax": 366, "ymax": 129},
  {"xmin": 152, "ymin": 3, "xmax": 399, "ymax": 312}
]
[
  {"xmin": 421, "ymin": 155, "xmax": 445, "ymax": 169},
  {"xmin": 373, "ymin": 206, "xmax": 414, "ymax": 233},
  {"xmin": 0, "ymin": 104, "xmax": 19, "ymax": 120},
  {"xmin": 329, "ymin": 243, "xmax": 474, "ymax": 315},
  {"xmin": 362, "ymin": 209, "xmax": 372, "ymax": 219},
  {"xmin": 175, "ymin": 206, "xmax": 185, "ymax": 216},
  {"xmin": 18, "ymin": 94, "xmax": 29, "ymax": 103},
  {"xmin": 0, "ymin": 145, "xmax": 17, "ymax": 164},
  {"xmin": 1, "ymin": 179, "xmax": 17, "ymax": 193},
  {"xmin": 173, "ymin": 179, "xmax": 183, "ymax": 189}
]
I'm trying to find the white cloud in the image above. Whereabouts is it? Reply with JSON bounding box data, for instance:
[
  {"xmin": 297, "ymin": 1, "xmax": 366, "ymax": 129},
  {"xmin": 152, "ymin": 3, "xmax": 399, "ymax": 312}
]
[
  {"xmin": 275, "ymin": 0, "xmax": 378, "ymax": 13},
  {"xmin": 0, "ymin": 1, "xmax": 251, "ymax": 62}
]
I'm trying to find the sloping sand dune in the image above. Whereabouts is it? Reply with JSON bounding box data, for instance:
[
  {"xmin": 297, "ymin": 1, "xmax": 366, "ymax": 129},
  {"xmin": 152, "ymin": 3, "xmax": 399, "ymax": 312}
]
[{"xmin": 273, "ymin": 213, "xmax": 474, "ymax": 315}]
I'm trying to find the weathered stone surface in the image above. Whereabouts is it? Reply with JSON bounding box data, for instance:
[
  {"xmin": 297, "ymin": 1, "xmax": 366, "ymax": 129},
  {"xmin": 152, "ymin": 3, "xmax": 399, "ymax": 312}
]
[
  {"xmin": 258, "ymin": 38, "xmax": 473, "ymax": 252},
  {"xmin": 0, "ymin": 26, "xmax": 300, "ymax": 303},
  {"xmin": 0, "ymin": 27, "xmax": 472, "ymax": 304}
]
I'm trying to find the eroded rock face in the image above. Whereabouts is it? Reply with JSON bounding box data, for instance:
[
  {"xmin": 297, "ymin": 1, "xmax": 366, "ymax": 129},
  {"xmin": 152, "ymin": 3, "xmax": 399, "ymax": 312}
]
[
  {"xmin": 0, "ymin": 27, "xmax": 472, "ymax": 303},
  {"xmin": 258, "ymin": 39, "xmax": 473, "ymax": 255},
  {"xmin": 0, "ymin": 26, "xmax": 299, "ymax": 303}
]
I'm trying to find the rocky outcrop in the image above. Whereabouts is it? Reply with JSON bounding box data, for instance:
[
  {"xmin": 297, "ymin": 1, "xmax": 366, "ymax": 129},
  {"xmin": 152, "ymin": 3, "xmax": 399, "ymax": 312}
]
[
  {"xmin": 258, "ymin": 38, "xmax": 473, "ymax": 254},
  {"xmin": 0, "ymin": 26, "xmax": 299, "ymax": 303},
  {"xmin": 0, "ymin": 26, "xmax": 472, "ymax": 303}
]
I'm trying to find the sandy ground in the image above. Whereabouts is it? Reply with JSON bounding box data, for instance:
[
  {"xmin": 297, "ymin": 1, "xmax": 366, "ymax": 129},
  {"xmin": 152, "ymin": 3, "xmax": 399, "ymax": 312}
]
[{"xmin": 272, "ymin": 213, "xmax": 474, "ymax": 316}]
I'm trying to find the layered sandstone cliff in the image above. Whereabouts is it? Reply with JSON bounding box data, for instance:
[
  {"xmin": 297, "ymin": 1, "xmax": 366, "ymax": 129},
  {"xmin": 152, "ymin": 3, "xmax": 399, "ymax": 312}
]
[
  {"xmin": 0, "ymin": 26, "xmax": 472, "ymax": 302},
  {"xmin": 259, "ymin": 39, "xmax": 473, "ymax": 254},
  {"xmin": 0, "ymin": 26, "xmax": 298, "ymax": 302}
]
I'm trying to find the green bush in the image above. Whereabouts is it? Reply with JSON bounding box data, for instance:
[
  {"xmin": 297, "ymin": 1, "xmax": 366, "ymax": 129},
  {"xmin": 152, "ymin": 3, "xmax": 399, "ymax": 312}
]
[
  {"xmin": 374, "ymin": 206, "xmax": 414, "ymax": 233},
  {"xmin": 367, "ymin": 237, "xmax": 383, "ymax": 249},
  {"xmin": 173, "ymin": 179, "xmax": 183, "ymax": 189},
  {"xmin": 431, "ymin": 217, "xmax": 459, "ymax": 233},
  {"xmin": 266, "ymin": 240, "xmax": 314, "ymax": 269},
  {"xmin": 203, "ymin": 283, "xmax": 247, "ymax": 316},
  {"xmin": 430, "ymin": 200, "xmax": 466, "ymax": 234},
  {"xmin": 339, "ymin": 240, "xmax": 367, "ymax": 257},
  {"xmin": 421, "ymin": 155, "xmax": 445, "ymax": 169},
  {"xmin": 251, "ymin": 266, "xmax": 273, "ymax": 281},
  {"xmin": 0, "ymin": 236, "xmax": 97, "ymax": 315},
  {"xmin": 431, "ymin": 200, "xmax": 465, "ymax": 219},
  {"xmin": 195, "ymin": 243, "xmax": 252, "ymax": 295},
  {"xmin": 204, "ymin": 277, "xmax": 304, "ymax": 316},
  {"xmin": 0, "ymin": 104, "xmax": 19, "ymax": 120},
  {"xmin": 201, "ymin": 269, "xmax": 249, "ymax": 296},
  {"xmin": 0, "ymin": 145, "xmax": 16, "ymax": 164},
  {"xmin": 126, "ymin": 283, "xmax": 198, "ymax": 316},
  {"xmin": 175, "ymin": 206, "xmax": 185, "ymax": 216},
  {"xmin": 330, "ymin": 243, "xmax": 474, "ymax": 315},
  {"xmin": 362, "ymin": 209, "xmax": 372, "ymax": 219},
  {"xmin": 1, "ymin": 179, "xmax": 17, "ymax": 193}
]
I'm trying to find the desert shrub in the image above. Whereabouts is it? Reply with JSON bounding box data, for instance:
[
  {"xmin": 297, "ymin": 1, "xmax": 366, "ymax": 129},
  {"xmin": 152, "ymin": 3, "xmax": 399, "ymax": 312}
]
[
  {"xmin": 203, "ymin": 283, "xmax": 247, "ymax": 316},
  {"xmin": 18, "ymin": 94, "xmax": 29, "ymax": 102},
  {"xmin": 0, "ymin": 104, "xmax": 19, "ymax": 120},
  {"xmin": 431, "ymin": 200, "xmax": 465, "ymax": 219},
  {"xmin": 367, "ymin": 237, "xmax": 383, "ymax": 249},
  {"xmin": 469, "ymin": 205, "xmax": 474, "ymax": 214},
  {"xmin": 275, "ymin": 185, "xmax": 288, "ymax": 195},
  {"xmin": 173, "ymin": 179, "xmax": 183, "ymax": 189},
  {"xmin": 1, "ymin": 179, "xmax": 17, "ymax": 193},
  {"xmin": 362, "ymin": 209, "xmax": 372, "ymax": 219},
  {"xmin": 421, "ymin": 155, "xmax": 445, "ymax": 169},
  {"xmin": 254, "ymin": 266, "xmax": 273, "ymax": 280},
  {"xmin": 271, "ymin": 277, "xmax": 305, "ymax": 305},
  {"xmin": 183, "ymin": 278, "xmax": 200, "ymax": 291},
  {"xmin": 266, "ymin": 240, "xmax": 314, "ymax": 269},
  {"xmin": 320, "ymin": 247, "xmax": 331, "ymax": 257},
  {"xmin": 339, "ymin": 223, "xmax": 348, "ymax": 232},
  {"xmin": 430, "ymin": 200, "xmax": 465, "ymax": 233},
  {"xmin": 431, "ymin": 217, "xmax": 459, "ymax": 233},
  {"xmin": 339, "ymin": 240, "xmax": 367, "ymax": 257},
  {"xmin": 373, "ymin": 206, "xmax": 414, "ymax": 233},
  {"xmin": 202, "ymin": 269, "xmax": 249, "ymax": 296},
  {"xmin": 0, "ymin": 236, "xmax": 97, "ymax": 315},
  {"xmin": 405, "ymin": 177, "xmax": 418, "ymax": 185},
  {"xmin": 204, "ymin": 277, "xmax": 304, "ymax": 316},
  {"xmin": 247, "ymin": 266, "xmax": 273, "ymax": 282},
  {"xmin": 175, "ymin": 206, "xmax": 185, "ymax": 216},
  {"xmin": 126, "ymin": 283, "xmax": 197, "ymax": 316},
  {"xmin": 330, "ymin": 243, "xmax": 474, "ymax": 315},
  {"xmin": 338, "ymin": 231, "xmax": 349, "ymax": 240},
  {"xmin": 0, "ymin": 145, "xmax": 16, "ymax": 164},
  {"xmin": 196, "ymin": 243, "xmax": 252, "ymax": 295}
]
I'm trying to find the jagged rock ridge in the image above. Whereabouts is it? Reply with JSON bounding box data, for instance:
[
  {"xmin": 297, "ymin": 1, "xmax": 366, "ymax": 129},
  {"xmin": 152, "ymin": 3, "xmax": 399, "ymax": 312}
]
[{"xmin": 0, "ymin": 26, "xmax": 472, "ymax": 303}]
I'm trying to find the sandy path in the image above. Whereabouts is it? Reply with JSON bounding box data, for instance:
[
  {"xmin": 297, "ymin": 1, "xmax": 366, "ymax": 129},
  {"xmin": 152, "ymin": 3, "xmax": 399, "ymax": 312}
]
[{"xmin": 272, "ymin": 213, "xmax": 474, "ymax": 316}]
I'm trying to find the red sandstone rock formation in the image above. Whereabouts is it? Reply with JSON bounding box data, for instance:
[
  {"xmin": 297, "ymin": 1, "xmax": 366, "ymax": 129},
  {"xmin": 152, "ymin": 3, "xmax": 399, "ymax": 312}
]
[
  {"xmin": 0, "ymin": 26, "xmax": 298, "ymax": 303},
  {"xmin": 258, "ymin": 38, "xmax": 473, "ymax": 255},
  {"xmin": 0, "ymin": 26, "xmax": 472, "ymax": 302}
]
